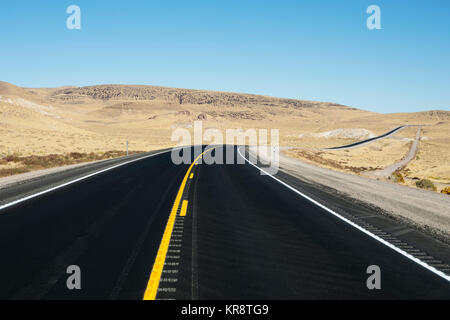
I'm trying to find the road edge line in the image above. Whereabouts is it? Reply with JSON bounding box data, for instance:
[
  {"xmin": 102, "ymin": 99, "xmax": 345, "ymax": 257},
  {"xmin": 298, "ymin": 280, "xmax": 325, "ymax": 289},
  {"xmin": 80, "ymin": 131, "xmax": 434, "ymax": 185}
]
[
  {"xmin": 0, "ymin": 148, "xmax": 182, "ymax": 212},
  {"xmin": 238, "ymin": 146, "xmax": 450, "ymax": 283}
]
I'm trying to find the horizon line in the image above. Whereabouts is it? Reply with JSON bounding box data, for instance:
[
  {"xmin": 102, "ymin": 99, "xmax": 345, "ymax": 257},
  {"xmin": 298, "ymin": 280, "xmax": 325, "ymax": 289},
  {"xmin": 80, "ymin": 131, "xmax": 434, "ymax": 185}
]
[{"xmin": 2, "ymin": 80, "xmax": 449, "ymax": 115}]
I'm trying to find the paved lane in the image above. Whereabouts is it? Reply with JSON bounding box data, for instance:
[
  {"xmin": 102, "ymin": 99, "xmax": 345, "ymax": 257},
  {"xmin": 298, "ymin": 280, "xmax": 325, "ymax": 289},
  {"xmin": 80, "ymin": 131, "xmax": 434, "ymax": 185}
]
[
  {"xmin": 0, "ymin": 146, "xmax": 449, "ymax": 299},
  {"xmin": 0, "ymin": 150, "xmax": 188, "ymax": 299},
  {"xmin": 189, "ymin": 147, "xmax": 450, "ymax": 299}
]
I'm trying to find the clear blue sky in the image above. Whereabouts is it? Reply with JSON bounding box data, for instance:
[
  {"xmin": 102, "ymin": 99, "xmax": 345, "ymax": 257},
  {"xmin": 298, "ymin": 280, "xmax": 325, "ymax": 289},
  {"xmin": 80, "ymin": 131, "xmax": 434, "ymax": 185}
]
[{"xmin": 1, "ymin": 0, "xmax": 449, "ymax": 113}]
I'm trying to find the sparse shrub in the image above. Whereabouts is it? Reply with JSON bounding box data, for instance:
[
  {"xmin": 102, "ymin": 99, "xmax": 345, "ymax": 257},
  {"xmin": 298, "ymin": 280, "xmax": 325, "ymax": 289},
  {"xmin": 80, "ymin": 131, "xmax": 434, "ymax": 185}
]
[
  {"xmin": 390, "ymin": 171, "xmax": 405, "ymax": 183},
  {"xmin": 0, "ymin": 167, "xmax": 29, "ymax": 176},
  {"xmin": 4, "ymin": 155, "xmax": 20, "ymax": 162},
  {"xmin": 69, "ymin": 152, "xmax": 83, "ymax": 159},
  {"xmin": 0, "ymin": 150, "xmax": 145, "ymax": 178},
  {"xmin": 441, "ymin": 187, "xmax": 450, "ymax": 195},
  {"xmin": 415, "ymin": 179, "xmax": 437, "ymax": 191}
]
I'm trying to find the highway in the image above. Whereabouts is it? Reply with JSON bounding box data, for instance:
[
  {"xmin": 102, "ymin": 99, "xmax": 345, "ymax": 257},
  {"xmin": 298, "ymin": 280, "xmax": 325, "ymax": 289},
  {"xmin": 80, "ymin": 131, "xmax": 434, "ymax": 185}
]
[
  {"xmin": 0, "ymin": 146, "xmax": 449, "ymax": 299},
  {"xmin": 324, "ymin": 126, "xmax": 406, "ymax": 150}
]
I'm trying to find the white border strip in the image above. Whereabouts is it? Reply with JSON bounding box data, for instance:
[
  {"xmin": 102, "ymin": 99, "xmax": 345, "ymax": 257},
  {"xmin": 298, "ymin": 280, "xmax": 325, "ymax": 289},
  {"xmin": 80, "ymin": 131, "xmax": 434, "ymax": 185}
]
[
  {"xmin": 237, "ymin": 147, "xmax": 450, "ymax": 283},
  {"xmin": 0, "ymin": 148, "xmax": 181, "ymax": 212}
]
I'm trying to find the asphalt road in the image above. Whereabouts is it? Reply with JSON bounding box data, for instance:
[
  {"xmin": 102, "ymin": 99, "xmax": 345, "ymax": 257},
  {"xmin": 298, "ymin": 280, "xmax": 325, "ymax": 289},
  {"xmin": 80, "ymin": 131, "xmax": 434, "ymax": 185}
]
[
  {"xmin": 0, "ymin": 146, "xmax": 449, "ymax": 299},
  {"xmin": 324, "ymin": 126, "xmax": 406, "ymax": 150}
]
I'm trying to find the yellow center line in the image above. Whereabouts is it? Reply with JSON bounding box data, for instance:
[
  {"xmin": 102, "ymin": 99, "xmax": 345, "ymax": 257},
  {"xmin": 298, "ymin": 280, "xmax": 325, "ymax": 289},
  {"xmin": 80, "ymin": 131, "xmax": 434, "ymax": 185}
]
[
  {"xmin": 180, "ymin": 200, "xmax": 188, "ymax": 217},
  {"xmin": 190, "ymin": 173, "xmax": 194, "ymax": 179},
  {"xmin": 143, "ymin": 148, "xmax": 211, "ymax": 300}
]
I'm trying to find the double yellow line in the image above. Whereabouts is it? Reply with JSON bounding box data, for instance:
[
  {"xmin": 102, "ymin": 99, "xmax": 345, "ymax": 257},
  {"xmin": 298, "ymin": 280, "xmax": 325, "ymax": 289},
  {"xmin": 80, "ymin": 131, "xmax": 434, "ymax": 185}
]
[{"xmin": 143, "ymin": 148, "xmax": 211, "ymax": 300}]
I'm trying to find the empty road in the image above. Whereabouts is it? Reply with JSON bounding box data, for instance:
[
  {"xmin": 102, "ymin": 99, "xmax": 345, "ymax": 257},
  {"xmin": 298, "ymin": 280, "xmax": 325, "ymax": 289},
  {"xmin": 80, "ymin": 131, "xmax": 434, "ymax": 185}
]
[
  {"xmin": 0, "ymin": 146, "xmax": 449, "ymax": 299},
  {"xmin": 324, "ymin": 126, "xmax": 406, "ymax": 150}
]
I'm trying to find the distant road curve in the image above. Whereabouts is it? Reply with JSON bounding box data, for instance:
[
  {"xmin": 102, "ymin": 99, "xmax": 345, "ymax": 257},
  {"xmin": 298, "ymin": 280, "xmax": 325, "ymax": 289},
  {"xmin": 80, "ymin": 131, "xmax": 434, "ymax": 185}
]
[
  {"xmin": 324, "ymin": 125, "xmax": 406, "ymax": 150},
  {"xmin": 368, "ymin": 127, "xmax": 421, "ymax": 178}
]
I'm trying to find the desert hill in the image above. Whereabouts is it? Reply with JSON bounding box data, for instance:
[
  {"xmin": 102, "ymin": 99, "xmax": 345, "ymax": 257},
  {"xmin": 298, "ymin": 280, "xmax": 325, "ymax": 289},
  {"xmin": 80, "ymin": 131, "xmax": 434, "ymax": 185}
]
[
  {"xmin": 48, "ymin": 84, "xmax": 350, "ymax": 109},
  {"xmin": 0, "ymin": 81, "xmax": 449, "ymax": 192},
  {"xmin": 0, "ymin": 81, "xmax": 37, "ymax": 99}
]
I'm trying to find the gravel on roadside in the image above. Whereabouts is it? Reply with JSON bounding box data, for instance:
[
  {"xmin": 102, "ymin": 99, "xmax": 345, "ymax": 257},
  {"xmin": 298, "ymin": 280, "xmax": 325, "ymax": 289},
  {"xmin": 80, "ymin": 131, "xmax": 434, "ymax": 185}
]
[{"xmin": 279, "ymin": 151, "xmax": 450, "ymax": 241}]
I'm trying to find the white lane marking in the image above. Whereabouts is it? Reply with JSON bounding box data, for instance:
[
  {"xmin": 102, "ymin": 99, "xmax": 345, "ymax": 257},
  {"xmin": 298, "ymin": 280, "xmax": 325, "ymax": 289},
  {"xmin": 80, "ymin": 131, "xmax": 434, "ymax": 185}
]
[
  {"xmin": 0, "ymin": 148, "xmax": 182, "ymax": 212},
  {"xmin": 237, "ymin": 147, "xmax": 450, "ymax": 283}
]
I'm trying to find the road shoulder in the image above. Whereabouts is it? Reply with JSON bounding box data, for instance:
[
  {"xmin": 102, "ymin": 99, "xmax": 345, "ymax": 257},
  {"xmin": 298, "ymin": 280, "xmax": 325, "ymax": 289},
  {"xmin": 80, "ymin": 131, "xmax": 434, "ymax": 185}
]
[
  {"xmin": 279, "ymin": 152, "xmax": 450, "ymax": 242},
  {"xmin": 0, "ymin": 150, "xmax": 171, "ymax": 208}
]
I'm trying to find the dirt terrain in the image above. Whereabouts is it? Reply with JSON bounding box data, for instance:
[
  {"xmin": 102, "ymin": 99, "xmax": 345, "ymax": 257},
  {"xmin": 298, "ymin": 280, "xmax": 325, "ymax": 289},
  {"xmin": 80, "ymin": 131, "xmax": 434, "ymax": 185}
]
[
  {"xmin": 0, "ymin": 81, "xmax": 449, "ymax": 193},
  {"xmin": 284, "ymin": 114, "xmax": 450, "ymax": 193},
  {"xmin": 278, "ymin": 151, "xmax": 450, "ymax": 241}
]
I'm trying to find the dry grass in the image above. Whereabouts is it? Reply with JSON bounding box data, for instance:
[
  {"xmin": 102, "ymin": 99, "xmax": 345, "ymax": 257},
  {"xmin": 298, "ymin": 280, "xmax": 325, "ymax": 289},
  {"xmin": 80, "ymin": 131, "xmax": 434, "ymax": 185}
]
[
  {"xmin": 441, "ymin": 187, "xmax": 450, "ymax": 194},
  {"xmin": 0, "ymin": 150, "xmax": 144, "ymax": 178},
  {"xmin": 284, "ymin": 149, "xmax": 379, "ymax": 173},
  {"xmin": 283, "ymin": 134, "xmax": 411, "ymax": 176},
  {"xmin": 284, "ymin": 115, "xmax": 450, "ymax": 193},
  {"xmin": 415, "ymin": 179, "xmax": 437, "ymax": 191},
  {"xmin": 390, "ymin": 170, "xmax": 405, "ymax": 183}
]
